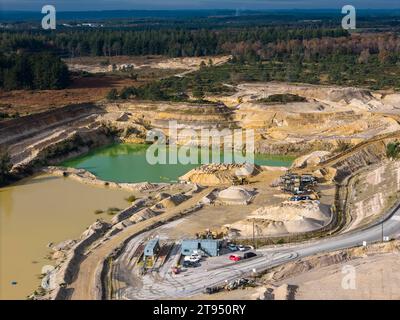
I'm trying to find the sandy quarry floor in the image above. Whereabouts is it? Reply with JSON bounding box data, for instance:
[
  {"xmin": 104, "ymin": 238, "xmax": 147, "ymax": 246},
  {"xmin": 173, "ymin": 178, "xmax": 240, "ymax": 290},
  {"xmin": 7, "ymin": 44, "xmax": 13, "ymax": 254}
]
[
  {"xmin": 162, "ymin": 170, "xmax": 335, "ymax": 239},
  {"xmin": 190, "ymin": 252, "xmax": 400, "ymax": 300},
  {"xmin": 66, "ymin": 55, "xmax": 230, "ymax": 74},
  {"xmin": 283, "ymin": 252, "xmax": 400, "ymax": 300}
]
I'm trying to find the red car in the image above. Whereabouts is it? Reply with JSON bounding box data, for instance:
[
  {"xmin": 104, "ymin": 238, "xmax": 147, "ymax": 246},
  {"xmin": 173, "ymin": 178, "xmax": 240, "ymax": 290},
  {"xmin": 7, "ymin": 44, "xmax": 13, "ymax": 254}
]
[{"xmin": 229, "ymin": 255, "xmax": 241, "ymax": 262}]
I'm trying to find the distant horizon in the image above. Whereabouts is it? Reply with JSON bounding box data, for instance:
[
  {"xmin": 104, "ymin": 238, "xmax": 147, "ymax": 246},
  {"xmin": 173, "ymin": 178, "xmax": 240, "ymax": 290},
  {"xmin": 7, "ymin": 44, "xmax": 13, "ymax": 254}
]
[
  {"xmin": 3, "ymin": 8, "xmax": 400, "ymax": 12},
  {"xmin": 1, "ymin": 0, "xmax": 400, "ymax": 12},
  {"xmin": 2, "ymin": 7, "xmax": 400, "ymax": 23}
]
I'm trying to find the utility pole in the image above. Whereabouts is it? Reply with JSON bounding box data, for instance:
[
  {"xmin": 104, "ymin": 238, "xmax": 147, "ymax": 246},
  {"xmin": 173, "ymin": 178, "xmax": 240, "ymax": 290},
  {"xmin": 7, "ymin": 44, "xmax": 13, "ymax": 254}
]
[{"xmin": 253, "ymin": 218, "xmax": 256, "ymax": 250}]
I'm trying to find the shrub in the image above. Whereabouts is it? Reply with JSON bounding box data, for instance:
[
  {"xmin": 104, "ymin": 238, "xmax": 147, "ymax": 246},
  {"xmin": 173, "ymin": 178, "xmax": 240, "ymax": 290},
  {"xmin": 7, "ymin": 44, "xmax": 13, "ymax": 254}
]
[
  {"xmin": 125, "ymin": 195, "xmax": 136, "ymax": 203},
  {"xmin": 256, "ymin": 94, "xmax": 307, "ymax": 104},
  {"xmin": 334, "ymin": 140, "xmax": 352, "ymax": 153},
  {"xmin": 387, "ymin": 141, "xmax": 400, "ymax": 159},
  {"xmin": 106, "ymin": 88, "xmax": 118, "ymax": 101},
  {"xmin": 106, "ymin": 207, "xmax": 121, "ymax": 215},
  {"xmin": 119, "ymin": 86, "xmax": 136, "ymax": 100},
  {"xmin": 0, "ymin": 149, "xmax": 12, "ymax": 186}
]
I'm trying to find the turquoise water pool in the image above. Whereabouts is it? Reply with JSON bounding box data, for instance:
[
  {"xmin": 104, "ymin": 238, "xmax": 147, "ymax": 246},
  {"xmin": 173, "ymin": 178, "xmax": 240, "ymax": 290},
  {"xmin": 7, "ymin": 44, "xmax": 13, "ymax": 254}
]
[{"xmin": 62, "ymin": 144, "xmax": 294, "ymax": 183}]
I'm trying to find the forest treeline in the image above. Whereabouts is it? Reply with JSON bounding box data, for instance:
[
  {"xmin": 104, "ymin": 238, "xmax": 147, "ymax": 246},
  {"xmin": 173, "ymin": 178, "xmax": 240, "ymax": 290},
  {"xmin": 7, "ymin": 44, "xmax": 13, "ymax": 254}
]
[
  {"xmin": 108, "ymin": 32, "xmax": 400, "ymax": 102},
  {"xmin": 0, "ymin": 52, "xmax": 69, "ymax": 90},
  {"xmin": 0, "ymin": 27, "xmax": 348, "ymax": 57},
  {"xmin": 1, "ymin": 25, "xmax": 400, "ymax": 91},
  {"xmin": 228, "ymin": 33, "xmax": 400, "ymax": 63}
]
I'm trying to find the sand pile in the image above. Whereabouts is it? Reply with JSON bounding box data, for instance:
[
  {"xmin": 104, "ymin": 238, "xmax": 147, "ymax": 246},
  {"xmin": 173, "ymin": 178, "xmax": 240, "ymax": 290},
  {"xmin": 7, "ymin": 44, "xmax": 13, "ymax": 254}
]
[
  {"xmin": 226, "ymin": 200, "xmax": 331, "ymax": 236},
  {"xmin": 155, "ymin": 192, "xmax": 171, "ymax": 201},
  {"xmin": 217, "ymin": 186, "xmax": 254, "ymax": 205},
  {"xmin": 158, "ymin": 198, "xmax": 178, "ymax": 209},
  {"xmin": 153, "ymin": 193, "xmax": 188, "ymax": 209},
  {"xmin": 291, "ymin": 151, "xmax": 331, "ymax": 169},
  {"xmin": 155, "ymin": 55, "xmax": 230, "ymax": 70},
  {"xmin": 180, "ymin": 163, "xmax": 262, "ymax": 186},
  {"xmin": 229, "ymin": 219, "xmax": 288, "ymax": 236},
  {"xmin": 129, "ymin": 208, "xmax": 159, "ymax": 224}
]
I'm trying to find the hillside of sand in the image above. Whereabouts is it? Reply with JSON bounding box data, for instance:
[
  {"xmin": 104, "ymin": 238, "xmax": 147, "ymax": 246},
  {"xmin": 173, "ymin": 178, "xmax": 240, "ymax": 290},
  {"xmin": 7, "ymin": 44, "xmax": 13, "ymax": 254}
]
[{"xmin": 226, "ymin": 200, "xmax": 332, "ymax": 237}]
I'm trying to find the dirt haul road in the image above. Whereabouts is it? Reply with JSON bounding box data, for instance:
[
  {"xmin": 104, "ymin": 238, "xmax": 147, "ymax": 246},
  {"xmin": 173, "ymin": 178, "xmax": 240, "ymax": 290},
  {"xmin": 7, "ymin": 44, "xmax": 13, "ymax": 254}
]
[
  {"xmin": 68, "ymin": 187, "xmax": 212, "ymax": 300},
  {"xmin": 295, "ymin": 129, "xmax": 400, "ymax": 175},
  {"xmin": 117, "ymin": 200, "xmax": 400, "ymax": 299}
]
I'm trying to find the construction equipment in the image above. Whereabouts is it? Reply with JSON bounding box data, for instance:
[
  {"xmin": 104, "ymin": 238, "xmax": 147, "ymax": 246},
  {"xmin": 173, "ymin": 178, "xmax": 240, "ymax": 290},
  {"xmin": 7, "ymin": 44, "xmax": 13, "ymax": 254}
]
[
  {"xmin": 195, "ymin": 228, "xmax": 227, "ymax": 240},
  {"xmin": 281, "ymin": 173, "xmax": 317, "ymax": 195},
  {"xmin": 225, "ymin": 278, "xmax": 254, "ymax": 291},
  {"xmin": 233, "ymin": 176, "xmax": 250, "ymax": 186}
]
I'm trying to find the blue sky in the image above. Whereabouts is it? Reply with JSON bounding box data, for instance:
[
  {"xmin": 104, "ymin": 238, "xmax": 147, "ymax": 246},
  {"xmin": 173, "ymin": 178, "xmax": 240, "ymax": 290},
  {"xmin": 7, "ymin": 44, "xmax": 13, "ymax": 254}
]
[{"xmin": 1, "ymin": 0, "xmax": 399, "ymax": 11}]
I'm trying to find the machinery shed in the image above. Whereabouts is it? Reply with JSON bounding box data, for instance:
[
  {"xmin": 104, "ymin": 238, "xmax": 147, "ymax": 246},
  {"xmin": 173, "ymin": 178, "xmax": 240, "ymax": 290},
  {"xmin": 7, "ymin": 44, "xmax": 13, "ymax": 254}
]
[
  {"xmin": 181, "ymin": 239, "xmax": 221, "ymax": 257},
  {"xmin": 144, "ymin": 238, "xmax": 160, "ymax": 257}
]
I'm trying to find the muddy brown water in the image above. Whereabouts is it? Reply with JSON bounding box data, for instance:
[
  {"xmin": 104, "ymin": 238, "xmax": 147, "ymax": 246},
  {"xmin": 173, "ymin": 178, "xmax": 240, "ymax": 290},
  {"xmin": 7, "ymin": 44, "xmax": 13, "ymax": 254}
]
[{"xmin": 0, "ymin": 174, "xmax": 131, "ymax": 300}]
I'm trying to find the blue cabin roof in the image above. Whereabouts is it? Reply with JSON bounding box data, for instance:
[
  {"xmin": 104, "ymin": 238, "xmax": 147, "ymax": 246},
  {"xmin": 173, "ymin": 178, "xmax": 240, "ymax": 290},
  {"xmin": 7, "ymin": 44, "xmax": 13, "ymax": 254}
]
[
  {"xmin": 181, "ymin": 239, "xmax": 221, "ymax": 256},
  {"xmin": 144, "ymin": 238, "xmax": 160, "ymax": 256}
]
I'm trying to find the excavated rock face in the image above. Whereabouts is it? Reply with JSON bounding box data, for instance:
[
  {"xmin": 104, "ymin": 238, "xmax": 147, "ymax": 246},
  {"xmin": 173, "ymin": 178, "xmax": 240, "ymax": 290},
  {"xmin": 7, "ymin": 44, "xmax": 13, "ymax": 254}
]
[
  {"xmin": 308, "ymin": 139, "xmax": 391, "ymax": 183},
  {"xmin": 0, "ymin": 103, "xmax": 102, "ymax": 147},
  {"xmin": 5, "ymin": 82, "xmax": 400, "ymax": 183},
  {"xmin": 330, "ymin": 141, "xmax": 388, "ymax": 183},
  {"xmin": 0, "ymin": 103, "xmax": 112, "ymax": 176},
  {"xmin": 291, "ymin": 133, "xmax": 400, "ymax": 184},
  {"xmin": 108, "ymin": 96, "xmax": 396, "ymax": 157},
  {"xmin": 207, "ymin": 82, "xmax": 400, "ymax": 155},
  {"xmin": 108, "ymin": 101, "xmax": 238, "ymax": 133},
  {"xmin": 235, "ymin": 102, "xmax": 400, "ymax": 155}
]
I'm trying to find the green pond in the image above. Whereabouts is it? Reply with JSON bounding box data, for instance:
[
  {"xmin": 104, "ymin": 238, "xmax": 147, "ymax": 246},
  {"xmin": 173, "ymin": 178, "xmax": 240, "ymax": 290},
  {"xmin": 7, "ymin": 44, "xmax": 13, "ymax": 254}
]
[{"xmin": 62, "ymin": 144, "xmax": 294, "ymax": 183}]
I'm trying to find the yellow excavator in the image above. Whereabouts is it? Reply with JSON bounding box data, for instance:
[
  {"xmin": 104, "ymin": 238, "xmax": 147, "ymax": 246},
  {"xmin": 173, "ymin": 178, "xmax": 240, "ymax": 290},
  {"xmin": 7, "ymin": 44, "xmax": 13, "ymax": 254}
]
[{"xmin": 195, "ymin": 228, "xmax": 228, "ymax": 240}]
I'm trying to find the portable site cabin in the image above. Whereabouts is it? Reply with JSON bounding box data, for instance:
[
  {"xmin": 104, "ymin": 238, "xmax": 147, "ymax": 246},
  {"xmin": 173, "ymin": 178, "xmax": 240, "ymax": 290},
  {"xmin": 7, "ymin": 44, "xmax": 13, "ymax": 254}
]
[
  {"xmin": 144, "ymin": 238, "xmax": 161, "ymax": 258},
  {"xmin": 181, "ymin": 239, "xmax": 221, "ymax": 257}
]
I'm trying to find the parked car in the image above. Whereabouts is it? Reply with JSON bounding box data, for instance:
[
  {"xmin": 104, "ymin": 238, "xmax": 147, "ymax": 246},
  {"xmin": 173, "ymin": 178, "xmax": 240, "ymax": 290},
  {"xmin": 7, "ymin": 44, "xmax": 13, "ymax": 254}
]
[
  {"xmin": 184, "ymin": 255, "xmax": 200, "ymax": 263},
  {"xmin": 183, "ymin": 260, "xmax": 200, "ymax": 268},
  {"xmin": 229, "ymin": 255, "xmax": 241, "ymax": 262},
  {"xmin": 204, "ymin": 286, "xmax": 222, "ymax": 295},
  {"xmin": 237, "ymin": 245, "xmax": 247, "ymax": 252},
  {"xmin": 290, "ymin": 195, "xmax": 311, "ymax": 201},
  {"xmin": 243, "ymin": 252, "xmax": 257, "ymax": 259},
  {"xmin": 191, "ymin": 252, "xmax": 203, "ymax": 260},
  {"xmin": 192, "ymin": 249, "xmax": 206, "ymax": 257},
  {"xmin": 225, "ymin": 278, "xmax": 254, "ymax": 291},
  {"xmin": 227, "ymin": 243, "xmax": 238, "ymax": 251}
]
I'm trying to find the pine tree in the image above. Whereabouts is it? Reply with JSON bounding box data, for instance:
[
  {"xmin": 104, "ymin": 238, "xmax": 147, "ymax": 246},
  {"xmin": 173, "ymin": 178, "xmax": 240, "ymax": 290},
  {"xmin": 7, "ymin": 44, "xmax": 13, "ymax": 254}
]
[{"xmin": 106, "ymin": 88, "xmax": 118, "ymax": 101}]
